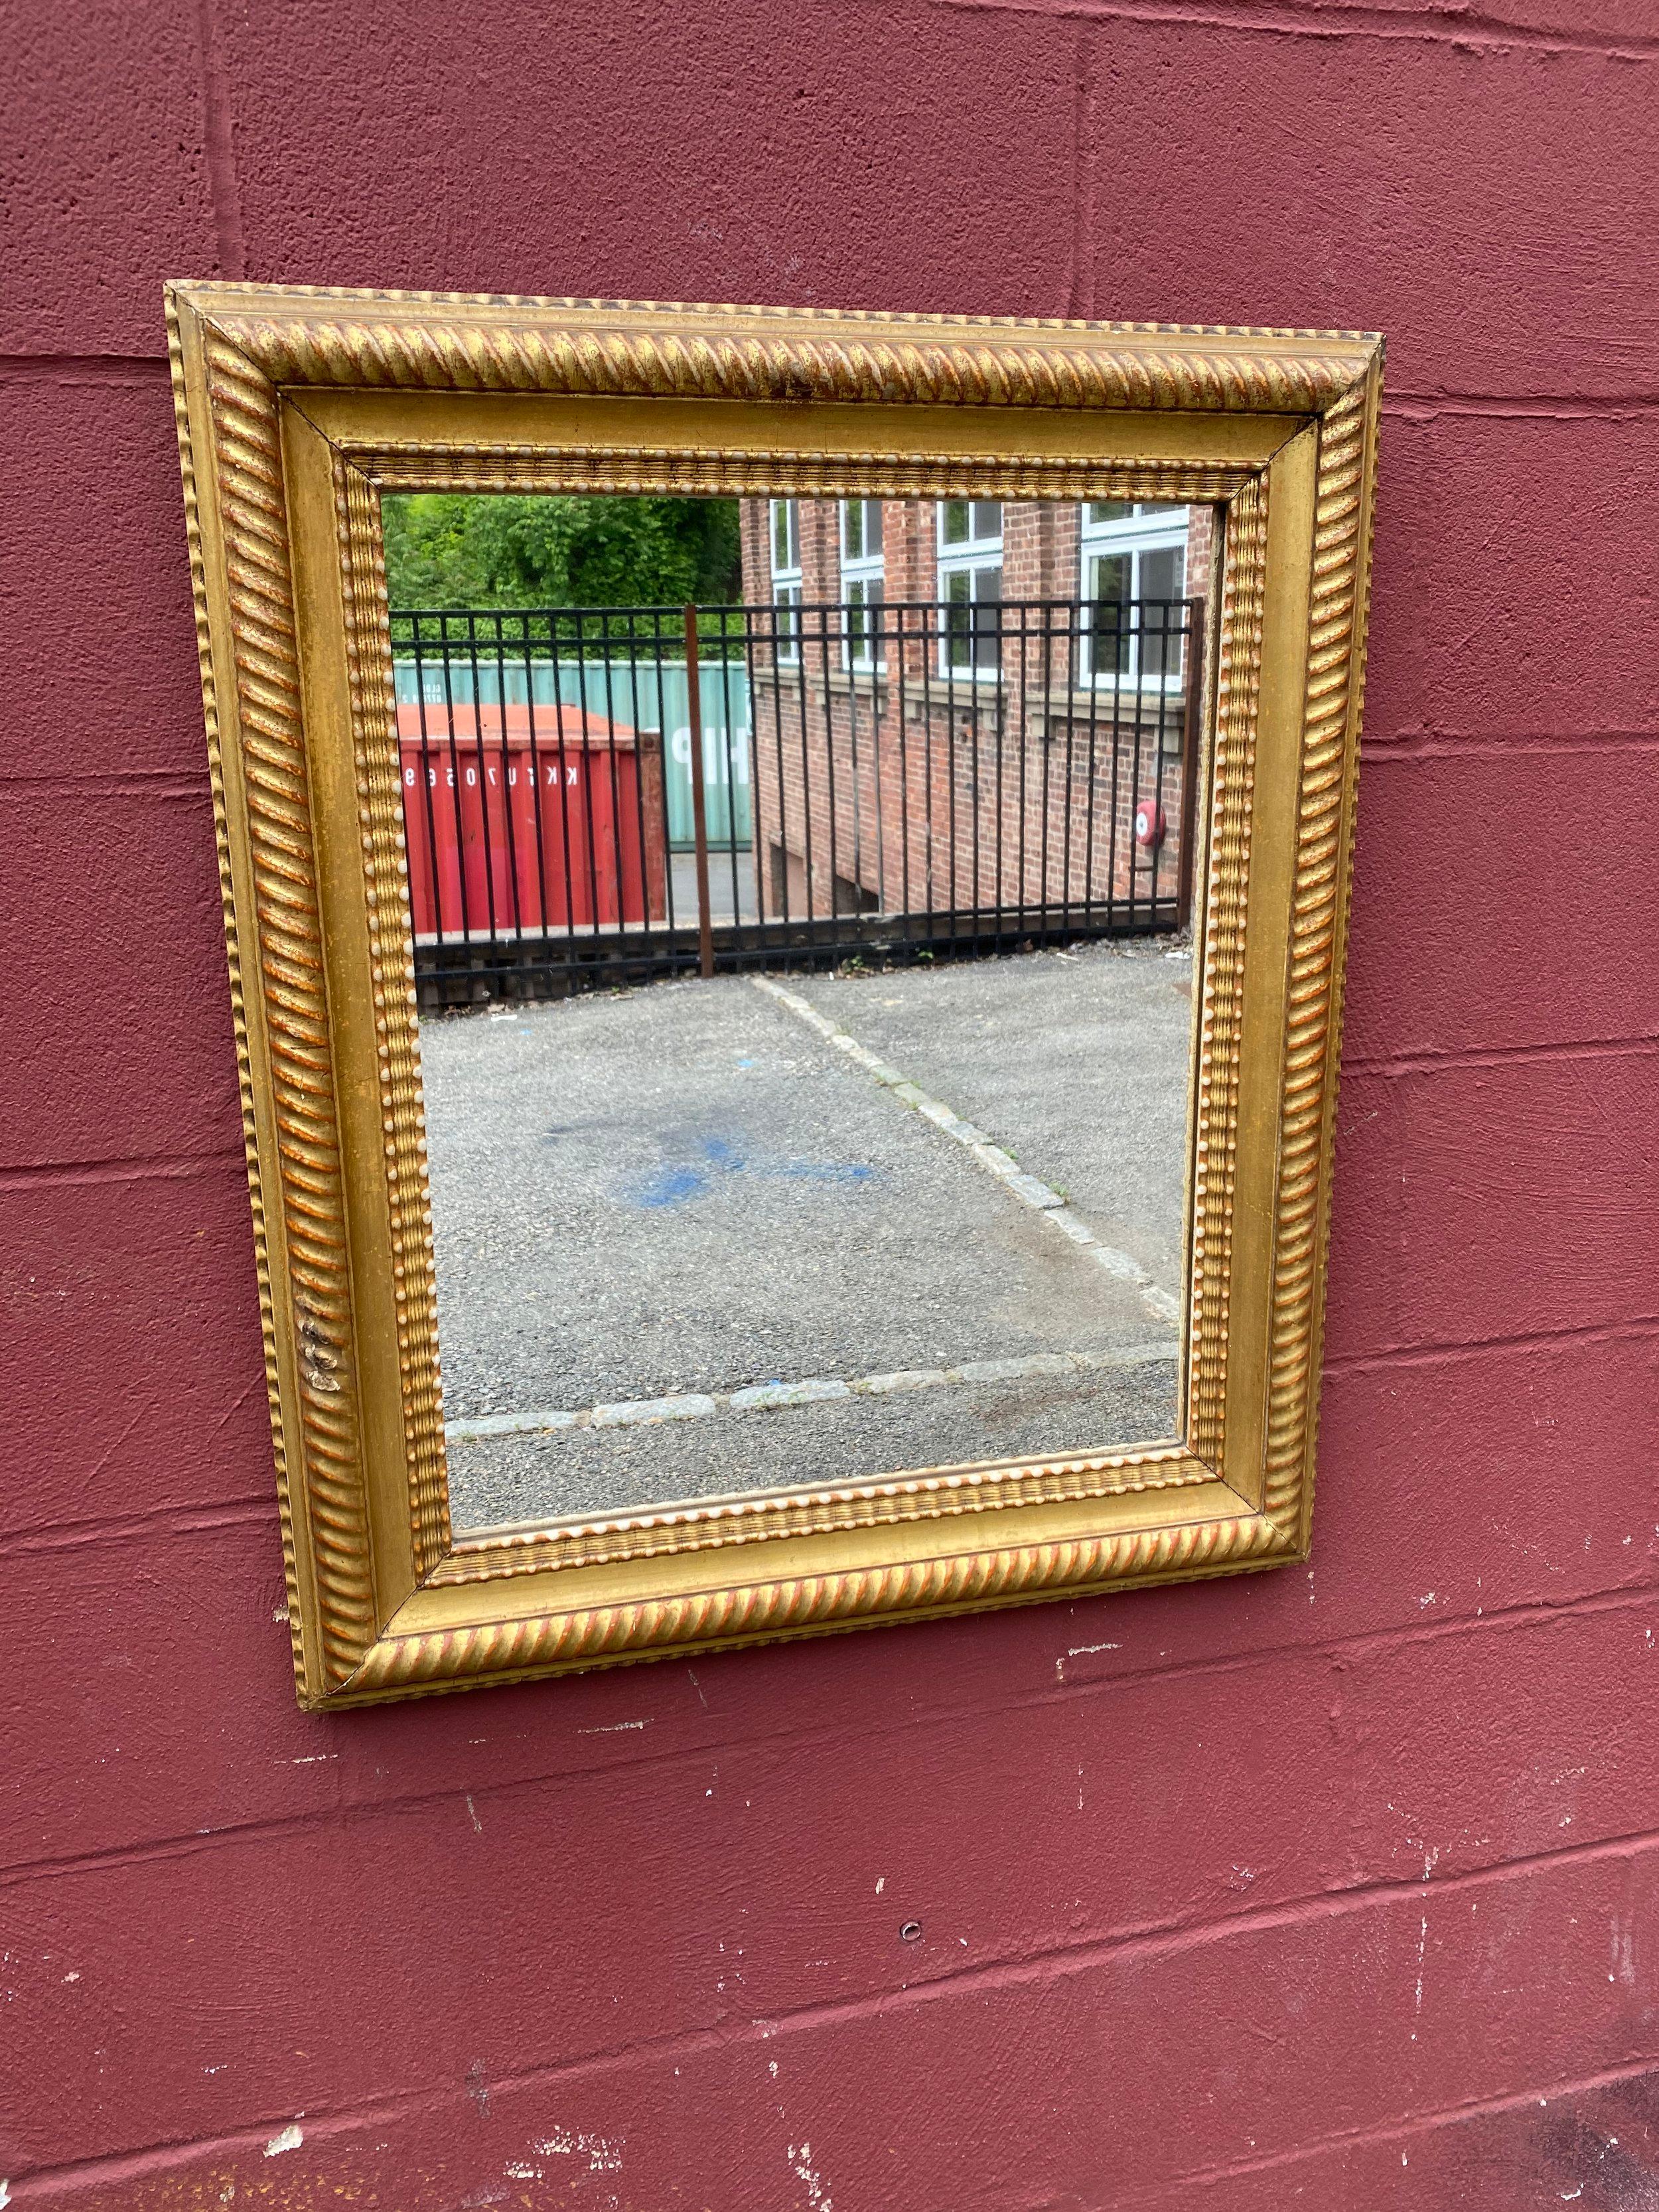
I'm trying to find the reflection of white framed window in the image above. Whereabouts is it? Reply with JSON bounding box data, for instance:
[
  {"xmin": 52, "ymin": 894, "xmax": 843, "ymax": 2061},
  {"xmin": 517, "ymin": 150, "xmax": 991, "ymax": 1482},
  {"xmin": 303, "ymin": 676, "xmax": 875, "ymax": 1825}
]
[
  {"xmin": 839, "ymin": 498, "xmax": 884, "ymax": 672},
  {"xmin": 936, "ymin": 500, "xmax": 1002, "ymax": 678},
  {"xmin": 1080, "ymin": 501, "xmax": 1188, "ymax": 688},
  {"xmin": 770, "ymin": 498, "xmax": 802, "ymax": 664}
]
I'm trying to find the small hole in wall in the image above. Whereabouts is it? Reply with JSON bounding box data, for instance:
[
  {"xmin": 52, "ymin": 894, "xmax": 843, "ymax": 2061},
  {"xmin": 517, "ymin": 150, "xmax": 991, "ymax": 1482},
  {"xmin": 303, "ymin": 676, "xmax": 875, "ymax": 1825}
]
[{"xmin": 899, "ymin": 1921, "xmax": 922, "ymax": 1942}]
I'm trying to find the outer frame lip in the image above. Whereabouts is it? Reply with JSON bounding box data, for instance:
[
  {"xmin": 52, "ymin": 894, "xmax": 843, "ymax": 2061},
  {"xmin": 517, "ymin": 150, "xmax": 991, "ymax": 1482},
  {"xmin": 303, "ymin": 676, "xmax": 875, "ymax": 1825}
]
[{"xmin": 167, "ymin": 281, "xmax": 1381, "ymax": 1709}]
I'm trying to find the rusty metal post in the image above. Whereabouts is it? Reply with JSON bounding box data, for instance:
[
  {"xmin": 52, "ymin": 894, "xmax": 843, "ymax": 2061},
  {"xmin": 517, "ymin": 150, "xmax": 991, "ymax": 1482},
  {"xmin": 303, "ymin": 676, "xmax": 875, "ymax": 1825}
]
[
  {"xmin": 1175, "ymin": 594, "xmax": 1206, "ymax": 933},
  {"xmin": 684, "ymin": 605, "xmax": 715, "ymax": 978}
]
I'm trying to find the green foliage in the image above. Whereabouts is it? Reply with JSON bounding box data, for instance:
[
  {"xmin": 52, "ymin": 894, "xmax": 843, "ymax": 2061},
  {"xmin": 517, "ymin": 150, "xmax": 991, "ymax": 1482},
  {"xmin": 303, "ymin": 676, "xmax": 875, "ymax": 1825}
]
[{"xmin": 382, "ymin": 492, "xmax": 743, "ymax": 611}]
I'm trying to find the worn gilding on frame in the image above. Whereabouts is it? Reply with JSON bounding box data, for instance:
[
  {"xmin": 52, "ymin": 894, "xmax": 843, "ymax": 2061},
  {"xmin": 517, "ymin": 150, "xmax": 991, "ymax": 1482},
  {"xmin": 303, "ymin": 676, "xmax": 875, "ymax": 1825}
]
[{"xmin": 167, "ymin": 283, "xmax": 1381, "ymax": 1708}]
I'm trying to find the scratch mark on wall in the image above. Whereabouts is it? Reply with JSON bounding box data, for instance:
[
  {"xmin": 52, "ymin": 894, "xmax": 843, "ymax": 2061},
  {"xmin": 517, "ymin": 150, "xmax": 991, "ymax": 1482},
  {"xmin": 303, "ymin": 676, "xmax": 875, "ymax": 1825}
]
[
  {"xmin": 1610, "ymin": 1911, "xmax": 1636, "ymax": 1988},
  {"xmin": 1408, "ymin": 1843, "xmax": 1441, "ymax": 2043},
  {"xmin": 1411, "ymin": 1911, "xmax": 1428, "ymax": 2035},
  {"xmin": 788, "ymin": 2140, "xmax": 832, "ymax": 2211},
  {"xmin": 536, "ymin": 2127, "xmax": 623, "ymax": 2172}
]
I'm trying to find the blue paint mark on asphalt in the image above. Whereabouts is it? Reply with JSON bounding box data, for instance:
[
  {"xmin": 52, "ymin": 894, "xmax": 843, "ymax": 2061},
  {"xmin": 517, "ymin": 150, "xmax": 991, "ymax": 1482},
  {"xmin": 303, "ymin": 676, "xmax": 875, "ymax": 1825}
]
[
  {"xmin": 626, "ymin": 1133, "xmax": 875, "ymax": 1209},
  {"xmin": 636, "ymin": 1163, "xmax": 710, "ymax": 1208}
]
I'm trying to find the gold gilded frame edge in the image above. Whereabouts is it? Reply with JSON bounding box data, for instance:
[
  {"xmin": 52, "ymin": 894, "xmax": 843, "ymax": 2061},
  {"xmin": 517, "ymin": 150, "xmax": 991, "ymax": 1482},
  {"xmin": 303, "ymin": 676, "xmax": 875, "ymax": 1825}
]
[{"xmin": 167, "ymin": 283, "xmax": 1380, "ymax": 1708}]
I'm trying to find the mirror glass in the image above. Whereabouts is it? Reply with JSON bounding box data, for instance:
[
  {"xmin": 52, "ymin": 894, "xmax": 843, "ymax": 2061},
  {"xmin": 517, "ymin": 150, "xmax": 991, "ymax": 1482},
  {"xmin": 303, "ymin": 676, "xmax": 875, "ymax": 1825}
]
[{"xmin": 383, "ymin": 488, "xmax": 1214, "ymax": 1533}]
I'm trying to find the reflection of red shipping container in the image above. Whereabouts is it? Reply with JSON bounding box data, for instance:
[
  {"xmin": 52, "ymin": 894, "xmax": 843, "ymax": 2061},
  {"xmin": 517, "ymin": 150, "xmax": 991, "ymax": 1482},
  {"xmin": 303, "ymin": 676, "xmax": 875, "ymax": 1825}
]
[{"xmin": 397, "ymin": 703, "xmax": 668, "ymax": 936}]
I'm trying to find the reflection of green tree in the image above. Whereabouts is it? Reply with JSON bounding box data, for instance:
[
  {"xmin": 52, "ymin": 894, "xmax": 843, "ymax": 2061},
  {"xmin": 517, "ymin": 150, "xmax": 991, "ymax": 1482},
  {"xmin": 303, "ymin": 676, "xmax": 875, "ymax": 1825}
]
[{"xmin": 382, "ymin": 493, "xmax": 742, "ymax": 613}]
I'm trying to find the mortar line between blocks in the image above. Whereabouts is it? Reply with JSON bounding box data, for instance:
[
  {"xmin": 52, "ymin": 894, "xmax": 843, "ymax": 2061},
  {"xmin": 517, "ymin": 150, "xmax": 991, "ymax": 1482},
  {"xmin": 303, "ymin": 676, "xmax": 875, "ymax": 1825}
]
[{"xmin": 748, "ymin": 972, "xmax": 1181, "ymax": 1328}]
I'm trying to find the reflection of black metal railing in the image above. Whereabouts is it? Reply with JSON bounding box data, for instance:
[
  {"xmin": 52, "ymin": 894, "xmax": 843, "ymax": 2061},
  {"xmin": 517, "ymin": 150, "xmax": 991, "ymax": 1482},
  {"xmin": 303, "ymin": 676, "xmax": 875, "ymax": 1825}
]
[{"xmin": 388, "ymin": 597, "xmax": 1203, "ymax": 1008}]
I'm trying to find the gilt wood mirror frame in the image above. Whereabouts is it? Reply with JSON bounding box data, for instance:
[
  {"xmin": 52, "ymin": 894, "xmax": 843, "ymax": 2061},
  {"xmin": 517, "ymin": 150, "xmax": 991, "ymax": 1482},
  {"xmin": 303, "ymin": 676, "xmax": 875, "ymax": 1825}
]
[{"xmin": 167, "ymin": 283, "xmax": 1381, "ymax": 1709}]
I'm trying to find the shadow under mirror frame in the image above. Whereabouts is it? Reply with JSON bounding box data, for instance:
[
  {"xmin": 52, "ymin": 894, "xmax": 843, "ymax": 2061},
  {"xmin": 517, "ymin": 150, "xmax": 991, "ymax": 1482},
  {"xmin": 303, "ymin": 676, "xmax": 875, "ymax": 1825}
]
[{"xmin": 167, "ymin": 285, "xmax": 1381, "ymax": 1709}]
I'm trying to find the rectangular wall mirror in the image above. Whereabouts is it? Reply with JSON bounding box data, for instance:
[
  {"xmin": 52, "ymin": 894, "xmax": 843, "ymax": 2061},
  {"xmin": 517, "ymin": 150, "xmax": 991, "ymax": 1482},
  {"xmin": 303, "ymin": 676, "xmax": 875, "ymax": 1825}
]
[{"xmin": 169, "ymin": 286, "xmax": 1380, "ymax": 1708}]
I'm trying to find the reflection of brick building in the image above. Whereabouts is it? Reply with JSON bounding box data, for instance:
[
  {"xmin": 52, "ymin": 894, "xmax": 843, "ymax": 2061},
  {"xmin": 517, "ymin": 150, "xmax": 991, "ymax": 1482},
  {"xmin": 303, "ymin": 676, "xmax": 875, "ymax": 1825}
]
[{"xmin": 738, "ymin": 498, "xmax": 1211, "ymax": 927}]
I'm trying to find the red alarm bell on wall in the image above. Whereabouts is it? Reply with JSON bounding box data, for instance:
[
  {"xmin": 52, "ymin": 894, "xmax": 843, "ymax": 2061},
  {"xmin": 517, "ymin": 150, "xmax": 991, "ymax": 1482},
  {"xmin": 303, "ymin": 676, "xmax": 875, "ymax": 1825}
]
[{"xmin": 1134, "ymin": 796, "xmax": 1167, "ymax": 849}]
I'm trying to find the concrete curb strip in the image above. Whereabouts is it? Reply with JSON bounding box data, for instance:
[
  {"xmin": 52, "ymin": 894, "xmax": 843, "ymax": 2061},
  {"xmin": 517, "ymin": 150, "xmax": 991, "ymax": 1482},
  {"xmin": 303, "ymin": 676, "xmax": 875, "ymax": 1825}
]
[
  {"xmin": 591, "ymin": 1393, "xmax": 717, "ymax": 1429},
  {"xmin": 446, "ymin": 1341, "xmax": 1179, "ymax": 1444}
]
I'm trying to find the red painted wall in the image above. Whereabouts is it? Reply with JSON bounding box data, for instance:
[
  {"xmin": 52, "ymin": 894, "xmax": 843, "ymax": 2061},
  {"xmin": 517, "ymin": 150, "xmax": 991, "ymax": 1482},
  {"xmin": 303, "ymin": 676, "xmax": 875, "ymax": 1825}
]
[{"xmin": 5, "ymin": 4, "xmax": 1658, "ymax": 2205}]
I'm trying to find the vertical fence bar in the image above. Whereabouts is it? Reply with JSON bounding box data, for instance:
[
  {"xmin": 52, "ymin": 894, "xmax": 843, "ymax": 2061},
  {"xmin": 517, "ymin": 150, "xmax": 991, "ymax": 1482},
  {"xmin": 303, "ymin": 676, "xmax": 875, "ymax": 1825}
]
[
  {"xmin": 1058, "ymin": 603, "xmax": 1078, "ymax": 929},
  {"xmin": 844, "ymin": 601, "xmax": 863, "ymax": 906},
  {"xmin": 547, "ymin": 616, "xmax": 578, "ymax": 993},
  {"xmin": 741, "ymin": 606, "xmax": 768, "ymax": 934},
  {"xmin": 818, "ymin": 603, "xmax": 841, "ymax": 934},
  {"xmin": 684, "ymin": 604, "xmax": 715, "ymax": 979},
  {"xmin": 651, "ymin": 612, "xmax": 678, "ymax": 937},
  {"xmin": 946, "ymin": 608, "xmax": 960, "ymax": 944},
  {"xmin": 897, "ymin": 605, "xmax": 913, "ymax": 922},
  {"xmin": 1151, "ymin": 617, "xmax": 1171, "ymax": 911},
  {"xmin": 568, "ymin": 613, "xmax": 603, "ymax": 951},
  {"xmin": 406, "ymin": 619, "xmax": 444, "ymax": 978},
  {"xmin": 1078, "ymin": 597, "xmax": 1101, "ymax": 930},
  {"xmin": 871, "ymin": 603, "xmax": 889, "ymax": 911},
  {"xmin": 717, "ymin": 613, "xmax": 744, "ymax": 928},
  {"xmin": 1156, "ymin": 603, "xmax": 1179, "ymax": 912},
  {"xmin": 1004, "ymin": 603, "xmax": 1024, "ymax": 945},
  {"xmin": 625, "ymin": 617, "xmax": 656, "ymax": 966},
  {"xmin": 794, "ymin": 600, "xmax": 818, "ymax": 932},
  {"xmin": 462, "ymin": 614, "xmax": 500, "ymax": 952},
  {"xmin": 1035, "ymin": 599, "xmax": 1053, "ymax": 931},
  {"xmin": 438, "ymin": 619, "xmax": 470, "ymax": 955},
  {"xmin": 490, "ymin": 617, "xmax": 524, "ymax": 995},
  {"xmin": 521, "ymin": 613, "xmax": 550, "ymax": 964},
  {"xmin": 1177, "ymin": 595, "xmax": 1206, "ymax": 931},
  {"xmin": 1129, "ymin": 603, "xmax": 1153, "ymax": 932},
  {"xmin": 769, "ymin": 599, "xmax": 792, "ymax": 932},
  {"xmin": 598, "ymin": 612, "xmax": 627, "ymax": 951},
  {"xmin": 1107, "ymin": 607, "xmax": 1125, "ymax": 930}
]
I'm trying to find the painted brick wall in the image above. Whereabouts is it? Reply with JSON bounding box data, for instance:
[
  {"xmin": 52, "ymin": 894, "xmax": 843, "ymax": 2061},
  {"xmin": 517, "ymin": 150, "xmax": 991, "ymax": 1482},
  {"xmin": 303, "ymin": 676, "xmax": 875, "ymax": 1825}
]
[
  {"xmin": 747, "ymin": 653, "xmax": 1191, "ymax": 922},
  {"xmin": 5, "ymin": 4, "xmax": 1658, "ymax": 2207}
]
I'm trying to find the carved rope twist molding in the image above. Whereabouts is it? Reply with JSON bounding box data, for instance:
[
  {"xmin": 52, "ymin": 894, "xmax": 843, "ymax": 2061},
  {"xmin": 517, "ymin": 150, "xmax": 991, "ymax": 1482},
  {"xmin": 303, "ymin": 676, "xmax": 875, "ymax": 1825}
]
[
  {"xmin": 440, "ymin": 1450, "xmax": 1210, "ymax": 1585},
  {"xmin": 336, "ymin": 462, "xmax": 453, "ymax": 1579},
  {"xmin": 191, "ymin": 280, "xmax": 1374, "ymax": 342},
  {"xmin": 348, "ymin": 1509, "xmax": 1291, "ymax": 1698},
  {"xmin": 209, "ymin": 300, "xmax": 1363, "ymax": 416},
  {"xmin": 168, "ymin": 305, "xmax": 311, "ymax": 1694},
  {"xmin": 1186, "ymin": 480, "xmax": 1268, "ymax": 1470},
  {"xmin": 1262, "ymin": 382, "xmax": 1375, "ymax": 1542},
  {"xmin": 362, "ymin": 450, "xmax": 1256, "ymax": 504},
  {"xmin": 202, "ymin": 330, "xmax": 381, "ymax": 1686}
]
